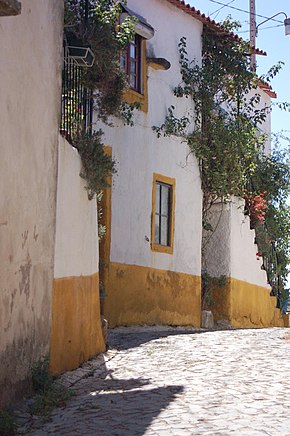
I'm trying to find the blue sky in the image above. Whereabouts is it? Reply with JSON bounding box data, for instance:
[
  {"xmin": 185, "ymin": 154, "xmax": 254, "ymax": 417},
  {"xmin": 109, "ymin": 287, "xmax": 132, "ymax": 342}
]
[{"xmin": 188, "ymin": 0, "xmax": 290, "ymax": 139}]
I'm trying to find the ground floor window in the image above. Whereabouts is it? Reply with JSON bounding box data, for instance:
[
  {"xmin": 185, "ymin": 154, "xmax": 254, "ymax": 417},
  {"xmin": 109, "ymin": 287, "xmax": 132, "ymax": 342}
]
[{"xmin": 151, "ymin": 173, "xmax": 175, "ymax": 254}]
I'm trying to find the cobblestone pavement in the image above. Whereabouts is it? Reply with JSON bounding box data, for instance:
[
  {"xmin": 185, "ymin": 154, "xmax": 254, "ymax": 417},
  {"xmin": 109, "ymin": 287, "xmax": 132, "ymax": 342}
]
[{"xmin": 17, "ymin": 326, "xmax": 290, "ymax": 435}]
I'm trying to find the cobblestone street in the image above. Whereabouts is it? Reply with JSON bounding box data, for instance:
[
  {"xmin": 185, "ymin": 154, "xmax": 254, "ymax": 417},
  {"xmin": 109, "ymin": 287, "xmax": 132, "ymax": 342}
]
[{"xmin": 18, "ymin": 327, "xmax": 290, "ymax": 435}]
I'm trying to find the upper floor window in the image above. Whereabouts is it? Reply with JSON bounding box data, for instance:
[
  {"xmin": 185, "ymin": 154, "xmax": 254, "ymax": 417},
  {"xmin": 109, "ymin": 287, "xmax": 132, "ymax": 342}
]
[{"xmin": 120, "ymin": 34, "xmax": 142, "ymax": 94}]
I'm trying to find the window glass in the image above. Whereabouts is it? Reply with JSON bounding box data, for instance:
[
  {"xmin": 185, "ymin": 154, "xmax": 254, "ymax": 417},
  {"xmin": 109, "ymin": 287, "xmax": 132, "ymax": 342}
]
[
  {"xmin": 130, "ymin": 42, "xmax": 136, "ymax": 59},
  {"xmin": 130, "ymin": 74, "xmax": 136, "ymax": 89},
  {"xmin": 120, "ymin": 35, "xmax": 142, "ymax": 93},
  {"xmin": 154, "ymin": 220, "xmax": 160, "ymax": 244},
  {"xmin": 130, "ymin": 61, "xmax": 136, "ymax": 74},
  {"xmin": 154, "ymin": 181, "xmax": 172, "ymax": 246},
  {"xmin": 161, "ymin": 185, "xmax": 170, "ymax": 217},
  {"xmin": 161, "ymin": 216, "xmax": 169, "ymax": 245}
]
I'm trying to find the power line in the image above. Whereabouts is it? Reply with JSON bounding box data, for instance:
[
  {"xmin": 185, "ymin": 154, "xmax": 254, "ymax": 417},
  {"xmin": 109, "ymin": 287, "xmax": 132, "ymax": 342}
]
[
  {"xmin": 208, "ymin": 0, "xmax": 284, "ymax": 24},
  {"xmin": 238, "ymin": 24, "xmax": 284, "ymax": 34},
  {"xmin": 211, "ymin": 0, "xmax": 236, "ymax": 19}
]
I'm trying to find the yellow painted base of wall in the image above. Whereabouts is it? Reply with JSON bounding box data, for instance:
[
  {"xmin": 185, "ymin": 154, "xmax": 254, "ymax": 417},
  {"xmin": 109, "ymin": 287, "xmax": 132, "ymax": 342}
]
[
  {"xmin": 211, "ymin": 278, "xmax": 286, "ymax": 328},
  {"xmin": 283, "ymin": 314, "xmax": 290, "ymax": 327},
  {"xmin": 103, "ymin": 262, "xmax": 201, "ymax": 328},
  {"xmin": 50, "ymin": 272, "xmax": 105, "ymax": 375}
]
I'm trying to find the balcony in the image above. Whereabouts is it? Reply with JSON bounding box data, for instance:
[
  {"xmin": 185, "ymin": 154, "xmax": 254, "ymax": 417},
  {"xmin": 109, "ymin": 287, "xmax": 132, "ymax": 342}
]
[{"xmin": 60, "ymin": 48, "xmax": 93, "ymax": 146}]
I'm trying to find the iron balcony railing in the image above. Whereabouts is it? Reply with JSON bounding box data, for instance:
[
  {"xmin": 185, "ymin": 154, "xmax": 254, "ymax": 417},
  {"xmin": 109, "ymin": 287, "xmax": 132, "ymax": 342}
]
[{"xmin": 60, "ymin": 50, "xmax": 93, "ymax": 145}]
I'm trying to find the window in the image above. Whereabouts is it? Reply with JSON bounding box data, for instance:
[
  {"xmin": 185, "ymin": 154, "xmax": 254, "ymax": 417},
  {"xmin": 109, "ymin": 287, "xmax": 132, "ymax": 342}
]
[
  {"xmin": 151, "ymin": 174, "xmax": 175, "ymax": 254},
  {"xmin": 120, "ymin": 35, "xmax": 142, "ymax": 93}
]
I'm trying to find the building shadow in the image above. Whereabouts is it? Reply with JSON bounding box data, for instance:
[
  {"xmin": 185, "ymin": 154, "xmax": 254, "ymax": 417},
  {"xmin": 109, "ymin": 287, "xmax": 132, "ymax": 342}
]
[
  {"xmin": 107, "ymin": 328, "xmax": 209, "ymax": 351},
  {"xmin": 47, "ymin": 382, "xmax": 184, "ymax": 436}
]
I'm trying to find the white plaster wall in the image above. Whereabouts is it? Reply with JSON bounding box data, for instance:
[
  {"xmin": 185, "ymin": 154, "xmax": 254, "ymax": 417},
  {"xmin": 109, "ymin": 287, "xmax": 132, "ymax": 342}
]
[
  {"xmin": 100, "ymin": 0, "xmax": 203, "ymax": 276},
  {"xmin": 203, "ymin": 198, "xmax": 270, "ymax": 289},
  {"xmin": 202, "ymin": 202, "xmax": 231, "ymax": 277},
  {"xmin": 105, "ymin": 127, "xmax": 202, "ymax": 276},
  {"xmin": 230, "ymin": 197, "xmax": 270, "ymax": 288},
  {"xmin": 247, "ymin": 87, "xmax": 272, "ymax": 154},
  {"xmin": 127, "ymin": 0, "xmax": 202, "ymax": 129},
  {"xmin": 54, "ymin": 136, "xmax": 99, "ymax": 279},
  {"xmin": 0, "ymin": 0, "xmax": 63, "ymax": 407}
]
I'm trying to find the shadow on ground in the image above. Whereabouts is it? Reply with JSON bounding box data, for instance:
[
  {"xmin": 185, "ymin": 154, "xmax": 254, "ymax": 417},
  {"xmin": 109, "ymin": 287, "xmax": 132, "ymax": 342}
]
[
  {"xmin": 45, "ymin": 381, "xmax": 184, "ymax": 436},
  {"xmin": 107, "ymin": 328, "xmax": 223, "ymax": 351}
]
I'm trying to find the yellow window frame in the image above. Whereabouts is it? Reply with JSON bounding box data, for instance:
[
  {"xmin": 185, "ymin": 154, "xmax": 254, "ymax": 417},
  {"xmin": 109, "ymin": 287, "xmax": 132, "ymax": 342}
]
[
  {"xmin": 123, "ymin": 39, "xmax": 148, "ymax": 113},
  {"xmin": 151, "ymin": 173, "xmax": 176, "ymax": 254}
]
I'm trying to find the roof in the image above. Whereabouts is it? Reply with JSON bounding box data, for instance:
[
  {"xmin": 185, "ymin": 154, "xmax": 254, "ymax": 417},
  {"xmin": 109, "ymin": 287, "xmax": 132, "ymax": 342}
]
[
  {"xmin": 165, "ymin": 1, "xmax": 276, "ymax": 98},
  {"xmin": 121, "ymin": 3, "xmax": 155, "ymax": 33},
  {"xmin": 164, "ymin": 0, "xmax": 267, "ymax": 56},
  {"xmin": 258, "ymin": 81, "xmax": 277, "ymax": 99}
]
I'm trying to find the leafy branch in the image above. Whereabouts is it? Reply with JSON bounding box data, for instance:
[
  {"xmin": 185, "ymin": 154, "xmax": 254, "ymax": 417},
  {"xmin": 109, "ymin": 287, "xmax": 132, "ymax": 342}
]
[{"xmin": 153, "ymin": 20, "xmax": 290, "ymax": 298}]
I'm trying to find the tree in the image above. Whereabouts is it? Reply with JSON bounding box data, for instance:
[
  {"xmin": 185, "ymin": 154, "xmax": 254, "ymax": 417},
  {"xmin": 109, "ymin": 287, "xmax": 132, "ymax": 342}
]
[{"xmin": 154, "ymin": 19, "xmax": 289, "ymax": 299}]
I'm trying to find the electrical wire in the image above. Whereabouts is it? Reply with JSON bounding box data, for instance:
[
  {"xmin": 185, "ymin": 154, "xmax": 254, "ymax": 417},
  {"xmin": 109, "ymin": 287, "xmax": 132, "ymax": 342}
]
[
  {"xmin": 238, "ymin": 24, "xmax": 284, "ymax": 34},
  {"xmin": 211, "ymin": 0, "xmax": 236, "ymax": 19},
  {"xmin": 208, "ymin": 0, "xmax": 285, "ymax": 24}
]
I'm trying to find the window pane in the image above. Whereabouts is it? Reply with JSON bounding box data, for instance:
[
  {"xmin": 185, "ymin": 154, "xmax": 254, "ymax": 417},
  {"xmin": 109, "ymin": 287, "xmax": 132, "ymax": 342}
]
[
  {"xmin": 130, "ymin": 42, "xmax": 136, "ymax": 59},
  {"xmin": 130, "ymin": 74, "xmax": 136, "ymax": 89},
  {"xmin": 130, "ymin": 61, "xmax": 137, "ymax": 74},
  {"xmin": 154, "ymin": 214, "xmax": 160, "ymax": 244},
  {"xmin": 161, "ymin": 185, "xmax": 170, "ymax": 216},
  {"xmin": 161, "ymin": 216, "xmax": 169, "ymax": 245},
  {"xmin": 155, "ymin": 184, "xmax": 160, "ymax": 214}
]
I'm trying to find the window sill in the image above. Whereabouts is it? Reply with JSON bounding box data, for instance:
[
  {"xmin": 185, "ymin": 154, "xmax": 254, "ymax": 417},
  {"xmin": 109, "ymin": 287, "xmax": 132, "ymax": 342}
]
[
  {"xmin": 151, "ymin": 243, "xmax": 174, "ymax": 255},
  {"xmin": 123, "ymin": 88, "xmax": 148, "ymax": 113}
]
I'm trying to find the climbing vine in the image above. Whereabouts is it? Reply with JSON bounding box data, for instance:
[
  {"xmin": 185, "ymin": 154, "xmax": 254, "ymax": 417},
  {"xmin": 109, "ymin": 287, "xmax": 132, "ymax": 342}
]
[
  {"xmin": 63, "ymin": 0, "xmax": 139, "ymax": 200},
  {"xmin": 64, "ymin": 0, "xmax": 138, "ymax": 123},
  {"xmin": 154, "ymin": 20, "xmax": 289, "ymax": 300}
]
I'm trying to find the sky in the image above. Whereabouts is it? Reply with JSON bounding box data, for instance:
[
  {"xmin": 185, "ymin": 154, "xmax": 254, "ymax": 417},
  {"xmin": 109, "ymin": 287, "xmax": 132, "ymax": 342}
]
[{"xmin": 188, "ymin": 0, "xmax": 290, "ymax": 140}]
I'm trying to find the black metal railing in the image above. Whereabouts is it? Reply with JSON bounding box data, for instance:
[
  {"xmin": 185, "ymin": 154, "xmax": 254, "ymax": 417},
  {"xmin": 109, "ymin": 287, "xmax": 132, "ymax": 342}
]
[{"xmin": 60, "ymin": 52, "xmax": 93, "ymax": 145}]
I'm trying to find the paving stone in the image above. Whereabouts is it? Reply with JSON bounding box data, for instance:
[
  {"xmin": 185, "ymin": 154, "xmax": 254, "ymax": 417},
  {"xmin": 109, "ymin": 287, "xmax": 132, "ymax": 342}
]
[{"xmin": 15, "ymin": 327, "xmax": 290, "ymax": 435}]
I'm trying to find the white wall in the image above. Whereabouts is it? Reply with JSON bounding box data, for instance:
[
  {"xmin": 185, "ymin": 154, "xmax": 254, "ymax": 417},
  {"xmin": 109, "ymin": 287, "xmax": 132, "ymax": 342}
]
[
  {"xmin": 202, "ymin": 202, "xmax": 232, "ymax": 277},
  {"xmin": 230, "ymin": 197, "xmax": 270, "ymax": 288},
  {"xmin": 0, "ymin": 0, "xmax": 63, "ymax": 407},
  {"xmin": 247, "ymin": 87, "xmax": 272, "ymax": 154},
  {"xmin": 128, "ymin": 0, "xmax": 202, "ymax": 129},
  {"xmin": 54, "ymin": 136, "xmax": 99, "ymax": 279},
  {"xmin": 100, "ymin": 0, "xmax": 203, "ymax": 276},
  {"xmin": 203, "ymin": 198, "xmax": 270, "ymax": 289}
]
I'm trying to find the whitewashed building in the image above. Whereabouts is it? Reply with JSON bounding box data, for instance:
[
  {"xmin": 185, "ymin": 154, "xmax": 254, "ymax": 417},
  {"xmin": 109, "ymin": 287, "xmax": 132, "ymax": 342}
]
[
  {"xmin": 99, "ymin": 0, "xmax": 206, "ymax": 327},
  {"xmin": 99, "ymin": 0, "xmax": 286, "ymax": 329}
]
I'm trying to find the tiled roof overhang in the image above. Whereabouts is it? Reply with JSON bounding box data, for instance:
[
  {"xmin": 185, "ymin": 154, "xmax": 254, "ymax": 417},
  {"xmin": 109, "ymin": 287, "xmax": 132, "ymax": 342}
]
[
  {"xmin": 165, "ymin": 0, "xmax": 267, "ymax": 56},
  {"xmin": 258, "ymin": 81, "xmax": 277, "ymax": 99}
]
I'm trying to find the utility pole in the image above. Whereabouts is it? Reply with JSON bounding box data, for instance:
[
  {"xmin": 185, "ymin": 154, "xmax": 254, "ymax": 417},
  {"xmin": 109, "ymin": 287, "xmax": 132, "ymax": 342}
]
[{"xmin": 249, "ymin": 0, "xmax": 256, "ymax": 70}]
